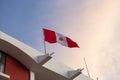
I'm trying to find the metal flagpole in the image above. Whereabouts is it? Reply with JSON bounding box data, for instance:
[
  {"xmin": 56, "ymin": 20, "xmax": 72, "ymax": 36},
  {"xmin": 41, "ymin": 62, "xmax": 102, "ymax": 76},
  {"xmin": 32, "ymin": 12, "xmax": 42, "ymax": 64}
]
[
  {"xmin": 43, "ymin": 40, "xmax": 47, "ymax": 54},
  {"xmin": 84, "ymin": 58, "xmax": 91, "ymax": 78},
  {"xmin": 43, "ymin": 28, "xmax": 47, "ymax": 54}
]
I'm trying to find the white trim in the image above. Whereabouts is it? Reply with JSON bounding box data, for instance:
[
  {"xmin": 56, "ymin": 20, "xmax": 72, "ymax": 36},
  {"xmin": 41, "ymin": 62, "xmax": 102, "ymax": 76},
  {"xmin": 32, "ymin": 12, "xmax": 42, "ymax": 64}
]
[
  {"xmin": 0, "ymin": 72, "xmax": 10, "ymax": 80},
  {"xmin": 30, "ymin": 71, "xmax": 35, "ymax": 80}
]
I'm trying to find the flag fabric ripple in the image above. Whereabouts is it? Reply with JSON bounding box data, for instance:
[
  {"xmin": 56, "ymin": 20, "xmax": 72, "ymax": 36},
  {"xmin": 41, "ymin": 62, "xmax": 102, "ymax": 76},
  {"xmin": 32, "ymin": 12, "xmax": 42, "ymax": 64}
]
[{"xmin": 43, "ymin": 28, "xmax": 80, "ymax": 48}]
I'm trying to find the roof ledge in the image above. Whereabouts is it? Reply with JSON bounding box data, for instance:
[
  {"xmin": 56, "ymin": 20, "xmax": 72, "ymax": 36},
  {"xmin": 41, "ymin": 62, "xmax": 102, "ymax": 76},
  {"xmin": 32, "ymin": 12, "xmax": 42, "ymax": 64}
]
[
  {"xmin": 67, "ymin": 68, "xmax": 84, "ymax": 79},
  {"xmin": 37, "ymin": 53, "xmax": 53, "ymax": 65}
]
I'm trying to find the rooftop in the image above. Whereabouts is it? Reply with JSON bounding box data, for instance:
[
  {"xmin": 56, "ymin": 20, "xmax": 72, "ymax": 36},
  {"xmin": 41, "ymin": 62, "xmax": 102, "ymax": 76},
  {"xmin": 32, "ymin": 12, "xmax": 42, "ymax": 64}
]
[{"xmin": 0, "ymin": 31, "xmax": 93, "ymax": 80}]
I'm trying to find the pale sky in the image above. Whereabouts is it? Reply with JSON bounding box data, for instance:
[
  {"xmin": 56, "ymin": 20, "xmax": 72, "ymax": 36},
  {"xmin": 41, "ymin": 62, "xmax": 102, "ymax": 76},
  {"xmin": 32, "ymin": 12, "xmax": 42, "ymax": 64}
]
[{"xmin": 1, "ymin": 0, "xmax": 120, "ymax": 80}]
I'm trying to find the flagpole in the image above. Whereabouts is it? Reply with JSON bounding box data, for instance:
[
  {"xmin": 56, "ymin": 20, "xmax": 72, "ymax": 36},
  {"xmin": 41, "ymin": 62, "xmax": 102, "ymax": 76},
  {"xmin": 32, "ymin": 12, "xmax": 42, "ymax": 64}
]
[
  {"xmin": 43, "ymin": 40, "xmax": 47, "ymax": 54},
  {"xmin": 84, "ymin": 58, "xmax": 91, "ymax": 78},
  {"xmin": 43, "ymin": 28, "xmax": 47, "ymax": 54}
]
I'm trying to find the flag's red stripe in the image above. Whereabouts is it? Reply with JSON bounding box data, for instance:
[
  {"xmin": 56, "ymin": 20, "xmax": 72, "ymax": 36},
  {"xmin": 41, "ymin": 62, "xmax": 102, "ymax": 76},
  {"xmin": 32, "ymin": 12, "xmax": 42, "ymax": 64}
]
[
  {"xmin": 43, "ymin": 29, "xmax": 57, "ymax": 43},
  {"xmin": 66, "ymin": 37, "xmax": 80, "ymax": 48}
]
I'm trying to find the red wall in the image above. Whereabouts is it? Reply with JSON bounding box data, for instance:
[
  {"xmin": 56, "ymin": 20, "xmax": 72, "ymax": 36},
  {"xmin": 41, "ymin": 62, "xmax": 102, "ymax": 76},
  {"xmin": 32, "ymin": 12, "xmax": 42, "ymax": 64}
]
[{"xmin": 5, "ymin": 55, "xmax": 30, "ymax": 80}]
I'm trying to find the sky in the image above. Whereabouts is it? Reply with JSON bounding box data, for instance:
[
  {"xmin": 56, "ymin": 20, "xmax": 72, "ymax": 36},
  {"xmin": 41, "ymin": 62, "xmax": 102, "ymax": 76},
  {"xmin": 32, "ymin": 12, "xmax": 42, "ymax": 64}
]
[{"xmin": 0, "ymin": 0, "xmax": 120, "ymax": 80}]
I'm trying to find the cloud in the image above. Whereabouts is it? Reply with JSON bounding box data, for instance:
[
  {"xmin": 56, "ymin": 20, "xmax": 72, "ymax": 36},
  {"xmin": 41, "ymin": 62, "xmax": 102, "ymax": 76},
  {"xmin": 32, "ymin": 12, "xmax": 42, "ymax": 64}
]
[
  {"xmin": 77, "ymin": 0, "xmax": 120, "ymax": 80},
  {"xmin": 35, "ymin": 0, "xmax": 120, "ymax": 80},
  {"xmin": 51, "ymin": 0, "xmax": 120, "ymax": 80}
]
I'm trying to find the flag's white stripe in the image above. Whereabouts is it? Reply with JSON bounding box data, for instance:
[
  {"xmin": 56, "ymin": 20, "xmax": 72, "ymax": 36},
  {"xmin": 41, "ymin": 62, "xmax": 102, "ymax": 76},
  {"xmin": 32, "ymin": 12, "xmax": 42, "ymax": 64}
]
[{"xmin": 56, "ymin": 33, "xmax": 68, "ymax": 47}]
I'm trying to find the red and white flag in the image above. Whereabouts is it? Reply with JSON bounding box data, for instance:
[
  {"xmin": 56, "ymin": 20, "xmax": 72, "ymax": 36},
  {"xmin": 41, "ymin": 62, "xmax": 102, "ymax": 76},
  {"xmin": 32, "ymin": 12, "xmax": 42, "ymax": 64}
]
[{"xmin": 43, "ymin": 28, "xmax": 80, "ymax": 48}]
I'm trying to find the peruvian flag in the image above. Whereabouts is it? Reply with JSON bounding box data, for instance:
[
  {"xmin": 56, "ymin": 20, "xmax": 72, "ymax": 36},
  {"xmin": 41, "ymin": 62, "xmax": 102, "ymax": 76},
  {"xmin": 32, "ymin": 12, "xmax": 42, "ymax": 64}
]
[{"xmin": 43, "ymin": 28, "xmax": 80, "ymax": 48}]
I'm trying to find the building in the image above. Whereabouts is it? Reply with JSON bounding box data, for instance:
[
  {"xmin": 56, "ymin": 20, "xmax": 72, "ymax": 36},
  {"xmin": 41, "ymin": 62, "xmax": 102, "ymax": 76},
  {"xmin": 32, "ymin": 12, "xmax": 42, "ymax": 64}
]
[{"xmin": 0, "ymin": 31, "xmax": 93, "ymax": 80}]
